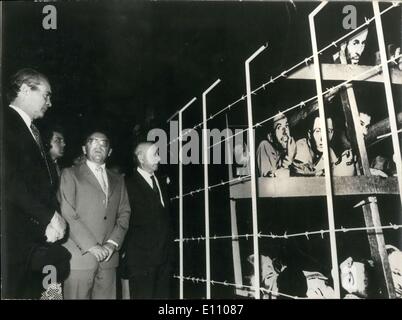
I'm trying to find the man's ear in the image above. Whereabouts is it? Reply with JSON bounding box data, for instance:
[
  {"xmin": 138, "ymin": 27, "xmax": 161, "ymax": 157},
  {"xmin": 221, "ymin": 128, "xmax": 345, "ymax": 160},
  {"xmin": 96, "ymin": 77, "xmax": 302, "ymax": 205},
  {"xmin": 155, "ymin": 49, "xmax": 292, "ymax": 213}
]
[
  {"xmin": 82, "ymin": 146, "xmax": 86, "ymax": 155},
  {"xmin": 267, "ymin": 133, "xmax": 274, "ymax": 143},
  {"xmin": 19, "ymin": 83, "xmax": 31, "ymax": 97},
  {"xmin": 108, "ymin": 148, "xmax": 113, "ymax": 157}
]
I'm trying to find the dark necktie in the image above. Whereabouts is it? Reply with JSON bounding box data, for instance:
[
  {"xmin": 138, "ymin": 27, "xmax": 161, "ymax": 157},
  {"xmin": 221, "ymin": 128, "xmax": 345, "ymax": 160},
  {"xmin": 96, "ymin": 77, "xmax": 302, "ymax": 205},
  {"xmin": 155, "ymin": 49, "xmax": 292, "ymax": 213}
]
[
  {"xmin": 150, "ymin": 175, "xmax": 159, "ymax": 195},
  {"xmin": 30, "ymin": 123, "xmax": 53, "ymax": 185}
]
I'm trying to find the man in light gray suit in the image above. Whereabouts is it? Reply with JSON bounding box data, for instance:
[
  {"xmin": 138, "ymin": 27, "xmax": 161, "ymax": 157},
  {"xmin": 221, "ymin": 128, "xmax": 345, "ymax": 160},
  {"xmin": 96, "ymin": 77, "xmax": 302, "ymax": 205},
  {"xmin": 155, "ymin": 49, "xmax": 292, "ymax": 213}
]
[{"xmin": 59, "ymin": 131, "xmax": 131, "ymax": 299}]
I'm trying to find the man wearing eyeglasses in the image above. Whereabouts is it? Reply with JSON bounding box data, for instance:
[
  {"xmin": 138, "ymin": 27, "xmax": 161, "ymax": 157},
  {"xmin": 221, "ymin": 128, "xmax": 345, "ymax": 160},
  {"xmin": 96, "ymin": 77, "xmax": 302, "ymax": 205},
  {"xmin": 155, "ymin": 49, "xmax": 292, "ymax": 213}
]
[
  {"xmin": 3, "ymin": 68, "xmax": 70, "ymax": 299},
  {"xmin": 59, "ymin": 131, "xmax": 131, "ymax": 299}
]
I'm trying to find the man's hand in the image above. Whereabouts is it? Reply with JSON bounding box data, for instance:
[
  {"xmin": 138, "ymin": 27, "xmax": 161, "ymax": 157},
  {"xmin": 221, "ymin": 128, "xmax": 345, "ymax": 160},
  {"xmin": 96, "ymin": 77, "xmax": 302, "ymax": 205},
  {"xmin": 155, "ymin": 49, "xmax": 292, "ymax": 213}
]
[
  {"xmin": 88, "ymin": 245, "xmax": 109, "ymax": 262},
  {"xmin": 286, "ymin": 136, "xmax": 296, "ymax": 162},
  {"xmin": 45, "ymin": 224, "xmax": 59, "ymax": 243},
  {"xmin": 44, "ymin": 212, "xmax": 66, "ymax": 242},
  {"xmin": 370, "ymin": 168, "xmax": 388, "ymax": 178},
  {"xmin": 339, "ymin": 42, "xmax": 348, "ymax": 64},
  {"xmin": 102, "ymin": 242, "xmax": 117, "ymax": 262},
  {"xmin": 50, "ymin": 212, "xmax": 66, "ymax": 238}
]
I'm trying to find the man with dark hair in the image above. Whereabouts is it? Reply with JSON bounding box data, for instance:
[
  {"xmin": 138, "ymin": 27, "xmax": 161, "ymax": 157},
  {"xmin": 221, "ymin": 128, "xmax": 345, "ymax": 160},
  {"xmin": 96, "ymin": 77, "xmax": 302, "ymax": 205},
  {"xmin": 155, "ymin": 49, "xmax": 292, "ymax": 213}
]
[
  {"xmin": 3, "ymin": 68, "xmax": 69, "ymax": 299},
  {"xmin": 333, "ymin": 28, "xmax": 369, "ymax": 65},
  {"xmin": 43, "ymin": 125, "xmax": 66, "ymax": 187},
  {"xmin": 59, "ymin": 131, "xmax": 131, "ymax": 299},
  {"xmin": 257, "ymin": 112, "xmax": 296, "ymax": 177},
  {"xmin": 122, "ymin": 142, "xmax": 174, "ymax": 299},
  {"xmin": 294, "ymin": 114, "xmax": 340, "ymax": 176}
]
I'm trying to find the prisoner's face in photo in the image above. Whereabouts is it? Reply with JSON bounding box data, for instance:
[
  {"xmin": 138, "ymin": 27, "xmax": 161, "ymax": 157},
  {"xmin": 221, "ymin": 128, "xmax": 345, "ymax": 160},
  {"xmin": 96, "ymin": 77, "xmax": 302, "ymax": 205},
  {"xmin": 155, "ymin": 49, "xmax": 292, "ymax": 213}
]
[
  {"xmin": 388, "ymin": 249, "xmax": 402, "ymax": 297},
  {"xmin": 271, "ymin": 115, "xmax": 290, "ymax": 150},
  {"xmin": 50, "ymin": 131, "xmax": 66, "ymax": 160},
  {"xmin": 83, "ymin": 132, "xmax": 112, "ymax": 165},
  {"xmin": 346, "ymin": 28, "xmax": 368, "ymax": 65},
  {"xmin": 20, "ymin": 79, "xmax": 52, "ymax": 120},
  {"xmin": 140, "ymin": 144, "xmax": 161, "ymax": 174},
  {"xmin": 310, "ymin": 117, "xmax": 334, "ymax": 154},
  {"xmin": 340, "ymin": 257, "xmax": 369, "ymax": 298},
  {"xmin": 359, "ymin": 112, "xmax": 371, "ymax": 137}
]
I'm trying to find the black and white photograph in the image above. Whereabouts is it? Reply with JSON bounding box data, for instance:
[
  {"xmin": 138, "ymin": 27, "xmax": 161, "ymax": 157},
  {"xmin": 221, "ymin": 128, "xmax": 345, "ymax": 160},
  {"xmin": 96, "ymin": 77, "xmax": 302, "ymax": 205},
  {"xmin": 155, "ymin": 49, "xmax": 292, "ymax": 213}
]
[{"xmin": 1, "ymin": 0, "xmax": 401, "ymax": 304}]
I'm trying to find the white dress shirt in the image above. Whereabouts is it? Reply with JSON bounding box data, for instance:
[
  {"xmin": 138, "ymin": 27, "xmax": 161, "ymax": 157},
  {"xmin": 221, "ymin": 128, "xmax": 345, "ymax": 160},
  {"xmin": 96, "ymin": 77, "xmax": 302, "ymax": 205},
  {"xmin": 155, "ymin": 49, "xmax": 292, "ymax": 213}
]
[
  {"xmin": 86, "ymin": 160, "xmax": 109, "ymax": 194},
  {"xmin": 137, "ymin": 167, "xmax": 165, "ymax": 207},
  {"xmin": 86, "ymin": 160, "xmax": 118, "ymax": 249}
]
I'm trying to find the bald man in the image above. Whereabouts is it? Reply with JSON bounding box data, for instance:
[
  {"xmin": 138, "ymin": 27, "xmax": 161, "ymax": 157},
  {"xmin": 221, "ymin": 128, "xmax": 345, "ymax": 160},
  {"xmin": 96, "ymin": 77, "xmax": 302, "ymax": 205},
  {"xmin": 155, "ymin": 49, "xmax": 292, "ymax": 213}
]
[{"xmin": 122, "ymin": 142, "xmax": 174, "ymax": 299}]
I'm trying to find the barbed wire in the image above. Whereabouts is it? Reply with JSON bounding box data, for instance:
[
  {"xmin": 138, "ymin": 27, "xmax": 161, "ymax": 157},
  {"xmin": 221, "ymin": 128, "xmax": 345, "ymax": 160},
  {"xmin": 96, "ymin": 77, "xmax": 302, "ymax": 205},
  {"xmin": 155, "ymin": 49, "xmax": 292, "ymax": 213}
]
[
  {"xmin": 167, "ymin": 3, "xmax": 398, "ymax": 147},
  {"xmin": 208, "ymin": 53, "xmax": 401, "ymax": 150},
  {"xmin": 173, "ymin": 275, "xmax": 298, "ymax": 299},
  {"xmin": 174, "ymin": 223, "xmax": 402, "ymax": 242},
  {"xmin": 170, "ymin": 175, "xmax": 251, "ymax": 201}
]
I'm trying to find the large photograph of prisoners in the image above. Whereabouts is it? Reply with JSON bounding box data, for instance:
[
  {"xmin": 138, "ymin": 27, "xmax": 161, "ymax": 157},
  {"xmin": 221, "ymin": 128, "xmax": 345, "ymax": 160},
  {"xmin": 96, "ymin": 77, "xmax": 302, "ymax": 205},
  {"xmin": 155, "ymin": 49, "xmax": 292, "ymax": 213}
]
[{"xmin": 1, "ymin": 0, "xmax": 401, "ymax": 300}]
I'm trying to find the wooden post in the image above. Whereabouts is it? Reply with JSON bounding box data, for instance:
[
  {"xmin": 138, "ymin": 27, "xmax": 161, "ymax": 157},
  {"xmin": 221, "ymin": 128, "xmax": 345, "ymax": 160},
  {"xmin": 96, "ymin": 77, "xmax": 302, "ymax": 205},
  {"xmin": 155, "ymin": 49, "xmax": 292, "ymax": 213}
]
[
  {"xmin": 373, "ymin": 2, "xmax": 402, "ymax": 207},
  {"xmin": 339, "ymin": 86, "xmax": 396, "ymax": 298}
]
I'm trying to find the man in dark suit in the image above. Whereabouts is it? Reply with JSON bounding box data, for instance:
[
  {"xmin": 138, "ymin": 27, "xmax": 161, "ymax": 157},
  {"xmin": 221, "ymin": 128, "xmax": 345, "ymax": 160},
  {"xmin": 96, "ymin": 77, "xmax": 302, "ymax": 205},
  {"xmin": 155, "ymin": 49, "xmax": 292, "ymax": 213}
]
[
  {"xmin": 123, "ymin": 142, "xmax": 174, "ymax": 299},
  {"xmin": 59, "ymin": 131, "xmax": 131, "ymax": 299},
  {"xmin": 2, "ymin": 68, "xmax": 69, "ymax": 299}
]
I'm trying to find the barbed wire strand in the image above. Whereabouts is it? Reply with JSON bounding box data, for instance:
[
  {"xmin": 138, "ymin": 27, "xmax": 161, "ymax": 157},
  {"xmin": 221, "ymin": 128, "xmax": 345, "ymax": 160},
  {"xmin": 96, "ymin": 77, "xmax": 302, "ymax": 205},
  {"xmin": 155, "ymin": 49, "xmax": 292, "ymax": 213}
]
[
  {"xmin": 174, "ymin": 223, "xmax": 402, "ymax": 242},
  {"xmin": 170, "ymin": 175, "xmax": 251, "ymax": 201},
  {"xmin": 208, "ymin": 54, "xmax": 401, "ymax": 150},
  {"xmin": 167, "ymin": 3, "xmax": 398, "ymax": 147},
  {"xmin": 173, "ymin": 275, "xmax": 298, "ymax": 299}
]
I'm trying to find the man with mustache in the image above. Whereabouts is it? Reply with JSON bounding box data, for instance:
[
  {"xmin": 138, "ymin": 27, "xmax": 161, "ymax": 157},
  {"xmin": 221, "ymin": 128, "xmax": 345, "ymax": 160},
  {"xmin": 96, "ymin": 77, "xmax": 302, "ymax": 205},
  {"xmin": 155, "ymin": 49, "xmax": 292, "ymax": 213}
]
[
  {"xmin": 59, "ymin": 131, "xmax": 131, "ymax": 299},
  {"xmin": 333, "ymin": 28, "xmax": 368, "ymax": 65},
  {"xmin": 257, "ymin": 112, "xmax": 296, "ymax": 177}
]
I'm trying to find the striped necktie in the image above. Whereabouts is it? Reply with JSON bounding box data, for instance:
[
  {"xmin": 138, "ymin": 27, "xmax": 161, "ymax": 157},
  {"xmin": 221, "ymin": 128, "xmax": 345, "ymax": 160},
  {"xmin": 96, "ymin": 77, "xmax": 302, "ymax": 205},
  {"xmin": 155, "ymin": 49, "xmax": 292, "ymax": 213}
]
[
  {"xmin": 30, "ymin": 123, "xmax": 53, "ymax": 185},
  {"xmin": 96, "ymin": 166, "xmax": 108, "ymax": 206}
]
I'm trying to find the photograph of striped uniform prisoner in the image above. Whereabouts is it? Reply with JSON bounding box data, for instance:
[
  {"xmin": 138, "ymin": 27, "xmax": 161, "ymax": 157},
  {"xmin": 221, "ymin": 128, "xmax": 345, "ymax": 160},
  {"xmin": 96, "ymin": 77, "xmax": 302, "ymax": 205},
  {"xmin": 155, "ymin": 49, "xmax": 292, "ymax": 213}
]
[{"xmin": 1, "ymin": 0, "xmax": 401, "ymax": 300}]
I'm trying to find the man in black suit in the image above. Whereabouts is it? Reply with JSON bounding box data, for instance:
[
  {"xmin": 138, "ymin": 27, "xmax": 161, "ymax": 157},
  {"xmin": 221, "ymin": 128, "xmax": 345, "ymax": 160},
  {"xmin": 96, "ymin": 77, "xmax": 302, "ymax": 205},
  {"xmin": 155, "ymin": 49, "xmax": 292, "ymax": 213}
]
[
  {"xmin": 2, "ymin": 68, "xmax": 70, "ymax": 299},
  {"xmin": 123, "ymin": 142, "xmax": 174, "ymax": 299}
]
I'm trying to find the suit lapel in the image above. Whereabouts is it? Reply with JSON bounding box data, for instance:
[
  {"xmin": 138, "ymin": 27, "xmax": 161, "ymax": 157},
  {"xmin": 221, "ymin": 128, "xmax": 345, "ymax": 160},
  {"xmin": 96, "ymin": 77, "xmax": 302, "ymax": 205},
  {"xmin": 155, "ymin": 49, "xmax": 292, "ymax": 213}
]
[
  {"xmin": 135, "ymin": 170, "xmax": 167, "ymax": 207},
  {"xmin": 9, "ymin": 108, "xmax": 44, "ymax": 164},
  {"xmin": 106, "ymin": 169, "xmax": 117, "ymax": 199},
  {"xmin": 135, "ymin": 170, "xmax": 154, "ymax": 193},
  {"xmin": 80, "ymin": 163, "xmax": 105, "ymax": 194}
]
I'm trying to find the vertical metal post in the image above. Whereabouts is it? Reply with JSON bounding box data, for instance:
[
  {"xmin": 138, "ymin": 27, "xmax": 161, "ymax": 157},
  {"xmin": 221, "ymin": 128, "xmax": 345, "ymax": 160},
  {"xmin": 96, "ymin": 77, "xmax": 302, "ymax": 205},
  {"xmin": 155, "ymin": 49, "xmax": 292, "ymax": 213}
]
[
  {"xmin": 225, "ymin": 115, "xmax": 244, "ymax": 295},
  {"xmin": 340, "ymin": 87, "xmax": 396, "ymax": 298},
  {"xmin": 373, "ymin": 2, "xmax": 402, "ymax": 208},
  {"xmin": 202, "ymin": 79, "xmax": 221, "ymax": 299},
  {"xmin": 178, "ymin": 97, "xmax": 197, "ymax": 299},
  {"xmin": 245, "ymin": 45, "xmax": 267, "ymax": 299},
  {"xmin": 309, "ymin": 1, "xmax": 341, "ymax": 298}
]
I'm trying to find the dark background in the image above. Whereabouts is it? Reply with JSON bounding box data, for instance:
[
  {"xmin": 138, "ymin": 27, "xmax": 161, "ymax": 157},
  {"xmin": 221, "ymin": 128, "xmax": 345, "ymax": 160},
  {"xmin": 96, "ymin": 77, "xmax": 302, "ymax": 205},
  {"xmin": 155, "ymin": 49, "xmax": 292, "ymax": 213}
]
[{"xmin": 2, "ymin": 1, "xmax": 401, "ymax": 299}]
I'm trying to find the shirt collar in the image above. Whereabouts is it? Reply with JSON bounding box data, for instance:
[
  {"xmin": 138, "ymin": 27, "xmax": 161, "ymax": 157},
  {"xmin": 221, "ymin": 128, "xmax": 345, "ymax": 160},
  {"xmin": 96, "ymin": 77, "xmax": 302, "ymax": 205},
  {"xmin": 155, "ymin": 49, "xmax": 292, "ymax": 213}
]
[
  {"xmin": 9, "ymin": 104, "xmax": 32, "ymax": 128},
  {"xmin": 137, "ymin": 166, "xmax": 154, "ymax": 179},
  {"xmin": 86, "ymin": 159, "xmax": 106, "ymax": 172}
]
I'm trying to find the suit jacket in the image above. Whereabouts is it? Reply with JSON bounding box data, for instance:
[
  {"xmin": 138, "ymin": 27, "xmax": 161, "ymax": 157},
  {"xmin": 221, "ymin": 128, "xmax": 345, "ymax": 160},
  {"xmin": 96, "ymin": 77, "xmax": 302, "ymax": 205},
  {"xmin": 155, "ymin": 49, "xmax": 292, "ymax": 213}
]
[
  {"xmin": 123, "ymin": 170, "xmax": 174, "ymax": 274},
  {"xmin": 59, "ymin": 163, "xmax": 131, "ymax": 270},
  {"xmin": 3, "ymin": 107, "xmax": 59, "ymax": 298}
]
